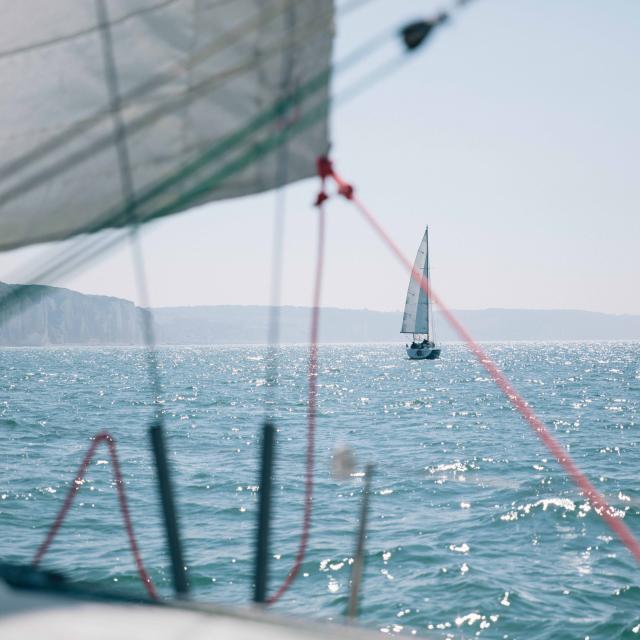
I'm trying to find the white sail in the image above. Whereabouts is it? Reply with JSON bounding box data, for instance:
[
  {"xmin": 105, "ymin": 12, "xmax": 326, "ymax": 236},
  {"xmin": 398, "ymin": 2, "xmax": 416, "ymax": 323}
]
[
  {"xmin": 0, "ymin": 0, "xmax": 334, "ymax": 252},
  {"xmin": 401, "ymin": 228, "xmax": 429, "ymax": 335}
]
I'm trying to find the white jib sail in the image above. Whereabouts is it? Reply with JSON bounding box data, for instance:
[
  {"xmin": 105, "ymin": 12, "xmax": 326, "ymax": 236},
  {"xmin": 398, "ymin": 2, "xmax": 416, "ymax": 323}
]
[{"xmin": 401, "ymin": 228, "xmax": 429, "ymax": 335}]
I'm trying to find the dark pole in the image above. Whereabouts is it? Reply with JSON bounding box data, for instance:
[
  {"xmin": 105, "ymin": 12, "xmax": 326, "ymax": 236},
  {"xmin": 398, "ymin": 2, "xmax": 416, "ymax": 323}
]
[
  {"xmin": 150, "ymin": 421, "xmax": 189, "ymax": 597},
  {"xmin": 347, "ymin": 463, "xmax": 374, "ymax": 619},
  {"xmin": 254, "ymin": 421, "xmax": 275, "ymax": 603}
]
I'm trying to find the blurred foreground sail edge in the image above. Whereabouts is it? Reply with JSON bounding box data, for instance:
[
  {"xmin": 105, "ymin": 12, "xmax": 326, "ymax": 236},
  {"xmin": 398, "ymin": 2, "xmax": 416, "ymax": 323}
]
[{"xmin": 0, "ymin": 0, "xmax": 334, "ymax": 252}]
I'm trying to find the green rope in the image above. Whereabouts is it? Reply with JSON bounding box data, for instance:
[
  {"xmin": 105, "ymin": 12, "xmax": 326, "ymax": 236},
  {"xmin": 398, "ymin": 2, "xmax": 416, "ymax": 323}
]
[
  {"xmin": 139, "ymin": 52, "xmax": 407, "ymax": 224},
  {"xmin": 145, "ymin": 99, "xmax": 331, "ymax": 224},
  {"xmin": 128, "ymin": 73, "xmax": 330, "ymax": 221},
  {"xmin": 78, "ymin": 28, "xmax": 386, "ymax": 235}
]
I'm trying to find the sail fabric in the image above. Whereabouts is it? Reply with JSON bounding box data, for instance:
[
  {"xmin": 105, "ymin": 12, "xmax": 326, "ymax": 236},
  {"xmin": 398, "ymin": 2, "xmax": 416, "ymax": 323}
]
[
  {"xmin": 0, "ymin": 0, "xmax": 334, "ymax": 252},
  {"xmin": 401, "ymin": 229, "xmax": 429, "ymax": 334}
]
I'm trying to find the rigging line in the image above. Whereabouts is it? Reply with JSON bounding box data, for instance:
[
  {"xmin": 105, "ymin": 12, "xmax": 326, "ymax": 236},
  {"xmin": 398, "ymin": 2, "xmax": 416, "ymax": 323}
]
[
  {"xmin": 129, "ymin": 228, "xmax": 164, "ymax": 409},
  {"xmin": 325, "ymin": 162, "xmax": 640, "ymax": 565},
  {"xmin": 97, "ymin": 0, "xmax": 164, "ymax": 408},
  {"xmin": 116, "ymin": 48, "xmax": 404, "ymax": 230},
  {"xmin": 124, "ymin": 0, "xmax": 479, "ymax": 227},
  {"xmin": 32, "ymin": 431, "xmax": 158, "ymax": 600},
  {"xmin": 0, "ymin": 20, "xmax": 386, "ymax": 258},
  {"xmin": 266, "ymin": 180, "xmax": 327, "ymax": 605},
  {"xmin": 0, "ymin": 16, "xmax": 382, "ymax": 241},
  {"xmin": 265, "ymin": 1, "xmax": 297, "ymax": 411},
  {"xmin": 0, "ymin": 50, "xmax": 399, "ymax": 311},
  {"xmin": 0, "ymin": 2, "xmax": 335, "ymax": 196},
  {"xmin": 129, "ymin": 56, "xmax": 406, "ymax": 227},
  {"xmin": 96, "ymin": 0, "xmax": 136, "ymax": 206},
  {"xmin": 0, "ymin": 0, "xmax": 378, "ymax": 188},
  {"xmin": 0, "ymin": 44, "xmax": 410, "ymax": 330},
  {"xmin": 0, "ymin": 61, "xmax": 325, "ymax": 310},
  {"xmin": 0, "ymin": 56, "xmax": 312, "ymax": 216},
  {"xmin": 105, "ymin": 25, "xmax": 387, "ymax": 225},
  {"xmin": 0, "ymin": 14, "xmax": 419, "ymax": 324},
  {"xmin": 0, "ymin": 1, "xmax": 292, "ymax": 179},
  {"xmin": 265, "ymin": 186, "xmax": 287, "ymax": 400}
]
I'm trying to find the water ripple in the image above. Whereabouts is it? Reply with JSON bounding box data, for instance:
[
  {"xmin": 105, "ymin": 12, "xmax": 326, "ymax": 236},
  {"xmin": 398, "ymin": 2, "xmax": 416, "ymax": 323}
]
[{"xmin": 1, "ymin": 342, "xmax": 639, "ymax": 638}]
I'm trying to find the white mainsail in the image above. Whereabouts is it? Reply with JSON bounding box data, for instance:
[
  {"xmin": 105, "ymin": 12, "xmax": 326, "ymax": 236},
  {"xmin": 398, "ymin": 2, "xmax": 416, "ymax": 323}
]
[
  {"xmin": 401, "ymin": 227, "xmax": 430, "ymax": 335},
  {"xmin": 0, "ymin": 0, "xmax": 334, "ymax": 252}
]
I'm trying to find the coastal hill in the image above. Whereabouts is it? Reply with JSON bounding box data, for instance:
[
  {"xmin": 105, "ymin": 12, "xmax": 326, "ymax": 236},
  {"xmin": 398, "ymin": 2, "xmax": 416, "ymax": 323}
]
[
  {"xmin": 0, "ymin": 281, "xmax": 143, "ymax": 346},
  {"xmin": 1, "ymin": 281, "xmax": 639, "ymax": 345}
]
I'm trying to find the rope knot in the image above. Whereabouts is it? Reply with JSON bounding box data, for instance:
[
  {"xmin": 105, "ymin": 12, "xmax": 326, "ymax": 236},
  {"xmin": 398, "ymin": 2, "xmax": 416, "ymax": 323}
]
[
  {"xmin": 338, "ymin": 182, "xmax": 354, "ymax": 200},
  {"xmin": 316, "ymin": 155, "xmax": 334, "ymax": 179},
  {"xmin": 314, "ymin": 191, "xmax": 329, "ymax": 207}
]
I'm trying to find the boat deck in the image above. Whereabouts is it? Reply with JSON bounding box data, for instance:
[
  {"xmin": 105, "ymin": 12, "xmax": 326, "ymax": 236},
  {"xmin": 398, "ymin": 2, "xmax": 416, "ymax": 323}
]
[{"xmin": 0, "ymin": 578, "xmax": 388, "ymax": 640}]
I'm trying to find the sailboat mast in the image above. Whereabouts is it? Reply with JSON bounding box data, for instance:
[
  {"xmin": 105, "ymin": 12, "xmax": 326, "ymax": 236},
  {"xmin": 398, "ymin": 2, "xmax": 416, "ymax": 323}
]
[{"xmin": 425, "ymin": 225, "xmax": 431, "ymax": 341}]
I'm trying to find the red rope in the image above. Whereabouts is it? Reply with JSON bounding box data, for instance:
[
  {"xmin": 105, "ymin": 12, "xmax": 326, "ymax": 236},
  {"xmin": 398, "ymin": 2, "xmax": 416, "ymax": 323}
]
[
  {"xmin": 267, "ymin": 175, "xmax": 327, "ymax": 605},
  {"xmin": 319, "ymin": 157, "xmax": 640, "ymax": 565},
  {"xmin": 32, "ymin": 431, "xmax": 158, "ymax": 599}
]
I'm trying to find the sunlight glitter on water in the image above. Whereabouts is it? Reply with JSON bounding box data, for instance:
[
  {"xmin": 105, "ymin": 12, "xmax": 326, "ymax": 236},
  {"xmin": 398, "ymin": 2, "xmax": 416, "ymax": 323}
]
[{"xmin": 1, "ymin": 342, "xmax": 639, "ymax": 638}]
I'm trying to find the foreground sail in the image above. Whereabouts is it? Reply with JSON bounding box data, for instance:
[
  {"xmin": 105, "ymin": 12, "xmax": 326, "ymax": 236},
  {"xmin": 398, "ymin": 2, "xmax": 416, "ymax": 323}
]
[
  {"xmin": 0, "ymin": 0, "xmax": 333, "ymax": 251},
  {"xmin": 401, "ymin": 226, "xmax": 441, "ymax": 360}
]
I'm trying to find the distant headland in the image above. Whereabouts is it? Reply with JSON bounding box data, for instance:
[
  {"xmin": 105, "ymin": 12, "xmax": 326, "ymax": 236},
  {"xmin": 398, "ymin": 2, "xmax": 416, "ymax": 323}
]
[{"xmin": 1, "ymin": 281, "xmax": 639, "ymax": 346}]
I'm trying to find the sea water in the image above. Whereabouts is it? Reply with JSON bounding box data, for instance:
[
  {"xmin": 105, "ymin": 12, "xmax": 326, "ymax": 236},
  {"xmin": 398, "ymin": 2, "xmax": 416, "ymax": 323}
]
[{"xmin": 1, "ymin": 342, "xmax": 639, "ymax": 639}]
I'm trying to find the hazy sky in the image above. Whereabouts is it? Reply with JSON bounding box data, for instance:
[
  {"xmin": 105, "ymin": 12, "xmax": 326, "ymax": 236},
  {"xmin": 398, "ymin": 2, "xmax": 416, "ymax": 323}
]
[{"xmin": 2, "ymin": 0, "xmax": 639, "ymax": 314}]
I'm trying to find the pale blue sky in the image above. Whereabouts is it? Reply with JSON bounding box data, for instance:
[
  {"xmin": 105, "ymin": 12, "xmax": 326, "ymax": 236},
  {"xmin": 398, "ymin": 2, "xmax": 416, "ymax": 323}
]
[{"xmin": 2, "ymin": 0, "xmax": 639, "ymax": 314}]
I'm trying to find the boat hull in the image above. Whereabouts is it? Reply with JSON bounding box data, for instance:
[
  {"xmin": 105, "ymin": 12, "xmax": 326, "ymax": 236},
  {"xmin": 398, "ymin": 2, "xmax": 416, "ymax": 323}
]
[{"xmin": 406, "ymin": 346, "xmax": 441, "ymax": 360}]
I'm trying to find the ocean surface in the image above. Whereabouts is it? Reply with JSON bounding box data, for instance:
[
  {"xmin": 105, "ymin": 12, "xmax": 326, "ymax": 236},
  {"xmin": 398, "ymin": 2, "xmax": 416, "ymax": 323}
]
[{"xmin": 1, "ymin": 342, "xmax": 640, "ymax": 638}]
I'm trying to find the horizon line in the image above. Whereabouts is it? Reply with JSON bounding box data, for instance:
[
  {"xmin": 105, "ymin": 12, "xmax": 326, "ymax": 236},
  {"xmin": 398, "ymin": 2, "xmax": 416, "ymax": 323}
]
[{"xmin": 2, "ymin": 281, "xmax": 639, "ymax": 318}]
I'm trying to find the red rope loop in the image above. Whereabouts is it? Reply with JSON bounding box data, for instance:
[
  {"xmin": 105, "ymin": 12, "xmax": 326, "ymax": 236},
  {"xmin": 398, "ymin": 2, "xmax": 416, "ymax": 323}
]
[
  {"xmin": 322, "ymin": 157, "xmax": 640, "ymax": 565},
  {"xmin": 32, "ymin": 431, "xmax": 158, "ymax": 600},
  {"xmin": 267, "ymin": 163, "xmax": 327, "ymax": 605}
]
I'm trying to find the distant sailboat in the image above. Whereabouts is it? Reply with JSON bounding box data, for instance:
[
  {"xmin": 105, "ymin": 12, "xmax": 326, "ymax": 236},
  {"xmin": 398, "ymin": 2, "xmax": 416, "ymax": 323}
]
[{"xmin": 401, "ymin": 227, "xmax": 441, "ymax": 360}]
